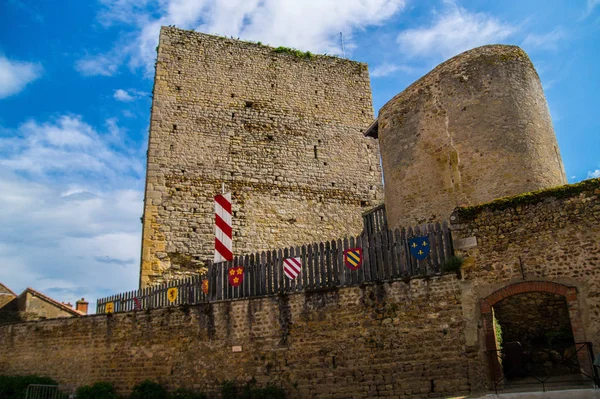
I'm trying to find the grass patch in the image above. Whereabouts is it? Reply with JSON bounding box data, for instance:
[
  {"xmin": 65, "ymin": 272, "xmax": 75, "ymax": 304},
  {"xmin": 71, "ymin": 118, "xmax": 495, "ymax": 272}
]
[{"xmin": 273, "ymin": 46, "xmax": 314, "ymax": 59}]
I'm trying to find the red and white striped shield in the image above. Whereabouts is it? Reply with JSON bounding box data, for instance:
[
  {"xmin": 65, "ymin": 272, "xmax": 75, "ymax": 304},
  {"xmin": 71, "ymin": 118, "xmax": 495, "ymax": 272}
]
[
  {"xmin": 214, "ymin": 193, "xmax": 233, "ymax": 263},
  {"xmin": 283, "ymin": 257, "xmax": 302, "ymax": 279}
]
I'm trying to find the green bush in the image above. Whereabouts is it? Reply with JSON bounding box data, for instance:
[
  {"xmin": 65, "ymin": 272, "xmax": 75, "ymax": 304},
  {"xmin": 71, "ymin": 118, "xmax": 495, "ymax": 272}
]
[
  {"xmin": 76, "ymin": 381, "xmax": 117, "ymax": 399},
  {"xmin": 129, "ymin": 380, "xmax": 168, "ymax": 399},
  {"xmin": 221, "ymin": 381, "xmax": 238, "ymax": 399},
  {"xmin": 246, "ymin": 384, "xmax": 285, "ymax": 399},
  {"xmin": 222, "ymin": 381, "xmax": 285, "ymax": 399},
  {"xmin": 0, "ymin": 375, "xmax": 60, "ymax": 399},
  {"xmin": 170, "ymin": 387, "xmax": 207, "ymax": 399},
  {"xmin": 442, "ymin": 255, "xmax": 463, "ymax": 273}
]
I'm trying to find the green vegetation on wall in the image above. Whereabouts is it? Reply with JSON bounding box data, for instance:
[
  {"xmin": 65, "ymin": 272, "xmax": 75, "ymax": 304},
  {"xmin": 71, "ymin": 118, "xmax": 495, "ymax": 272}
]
[
  {"xmin": 456, "ymin": 178, "xmax": 600, "ymax": 220},
  {"xmin": 273, "ymin": 46, "xmax": 314, "ymax": 59}
]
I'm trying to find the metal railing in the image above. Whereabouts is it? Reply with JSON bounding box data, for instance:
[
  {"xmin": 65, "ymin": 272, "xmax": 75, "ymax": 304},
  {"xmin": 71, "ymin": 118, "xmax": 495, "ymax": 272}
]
[
  {"xmin": 24, "ymin": 384, "xmax": 74, "ymax": 399},
  {"xmin": 487, "ymin": 342, "xmax": 600, "ymax": 393}
]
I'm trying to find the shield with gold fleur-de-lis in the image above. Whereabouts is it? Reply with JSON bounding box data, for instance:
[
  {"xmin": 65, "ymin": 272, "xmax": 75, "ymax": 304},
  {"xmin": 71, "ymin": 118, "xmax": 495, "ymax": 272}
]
[
  {"xmin": 409, "ymin": 236, "xmax": 430, "ymax": 260},
  {"xmin": 228, "ymin": 266, "xmax": 244, "ymax": 287}
]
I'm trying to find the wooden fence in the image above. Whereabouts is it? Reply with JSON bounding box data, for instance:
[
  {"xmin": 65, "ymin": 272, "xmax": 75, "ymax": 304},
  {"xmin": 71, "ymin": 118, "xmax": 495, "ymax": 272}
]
[
  {"xmin": 97, "ymin": 222, "xmax": 453, "ymax": 313},
  {"xmin": 362, "ymin": 203, "xmax": 387, "ymax": 241}
]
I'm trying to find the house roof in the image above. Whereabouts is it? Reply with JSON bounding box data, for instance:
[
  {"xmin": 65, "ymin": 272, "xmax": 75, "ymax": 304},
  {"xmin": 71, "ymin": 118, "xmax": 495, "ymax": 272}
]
[
  {"xmin": 21, "ymin": 287, "xmax": 85, "ymax": 316},
  {"xmin": 0, "ymin": 282, "xmax": 17, "ymax": 297}
]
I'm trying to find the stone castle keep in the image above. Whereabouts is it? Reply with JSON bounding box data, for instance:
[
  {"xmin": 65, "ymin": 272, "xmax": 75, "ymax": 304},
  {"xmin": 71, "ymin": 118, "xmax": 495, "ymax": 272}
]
[
  {"xmin": 141, "ymin": 27, "xmax": 383, "ymax": 287},
  {"xmin": 2, "ymin": 26, "xmax": 599, "ymax": 398}
]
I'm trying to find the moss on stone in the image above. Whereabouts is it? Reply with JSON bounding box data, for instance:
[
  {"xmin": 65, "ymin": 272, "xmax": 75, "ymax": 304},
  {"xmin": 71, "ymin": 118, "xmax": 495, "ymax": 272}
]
[{"xmin": 456, "ymin": 178, "xmax": 600, "ymax": 220}]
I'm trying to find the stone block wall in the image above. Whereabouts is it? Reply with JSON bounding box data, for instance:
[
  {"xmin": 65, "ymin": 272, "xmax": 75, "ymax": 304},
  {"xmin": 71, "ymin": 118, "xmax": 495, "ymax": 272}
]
[
  {"xmin": 0, "ymin": 276, "xmax": 468, "ymax": 398},
  {"xmin": 450, "ymin": 178, "xmax": 600, "ymax": 390},
  {"xmin": 141, "ymin": 27, "xmax": 383, "ymax": 287}
]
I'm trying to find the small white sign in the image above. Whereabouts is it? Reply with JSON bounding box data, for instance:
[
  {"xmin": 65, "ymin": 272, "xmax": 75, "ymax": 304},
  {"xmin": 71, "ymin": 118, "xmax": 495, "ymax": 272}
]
[
  {"xmin": 232, "ymin": 346, "xmax": 242, "ymax": 353},
  {"xmin": 453, "ymin": 236, "xmax": 477, "ymax": 250}
]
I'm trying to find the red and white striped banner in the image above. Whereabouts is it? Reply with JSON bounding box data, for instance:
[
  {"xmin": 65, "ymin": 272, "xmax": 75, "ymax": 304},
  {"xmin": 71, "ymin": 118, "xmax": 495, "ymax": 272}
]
[
  {"xmin": 283, "ymin": 257, "xmax": 302, "ymax": 279},
  {"xmin": 214, "ymin": 192, "xmax": 233, "ymax": 263}
]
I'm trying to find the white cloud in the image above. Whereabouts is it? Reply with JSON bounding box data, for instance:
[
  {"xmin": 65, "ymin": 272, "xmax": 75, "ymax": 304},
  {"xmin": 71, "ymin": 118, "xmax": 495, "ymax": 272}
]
[
  {"xmin": 0, "ymin": 55, "xmax": 42, "ymax": 99},
  {"xmin": 397, "ymin": 2, "xmax": 515, "ymax": 60},
  {"xmin": 114, "ymin": 89, "xmax": 134, "ymax": 101},
  {"xmin": 113, "ymin": 88, "xmax": 147, "ymax": 102},
  {"xmin": 522, "ymin": 28, "xmax": 566, "ymax": 52},
  {"xmin": 0, "ymin": 116, "xmax": 145, "ymax": 308},
  {"xmin": 370, "ymin": 62, "xmax": 416, "ymax": 78},
  {"xmin": 588, "ymin": 170, "xmax": 600, "ymax": 179},
  {"xmin": 75, "ymin": 54, "xmax": 120, "ymax": 76},
  {"xmin": 1, "ymin": 115, "xmax": 143, "ymax": 178},
  {"xmin": 92, "ymin": 0, "xmax": 406, "ymax": 76},
  {"xmin": 583, "ymin": 0, "xmax": 600, "ymax": 18}
]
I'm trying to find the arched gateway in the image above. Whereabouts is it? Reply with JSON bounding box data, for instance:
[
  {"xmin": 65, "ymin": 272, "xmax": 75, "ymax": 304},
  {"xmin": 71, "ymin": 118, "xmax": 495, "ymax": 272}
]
[{"xmin": 480, "ymin": 281, "xmax": 595, "ymax": 390}]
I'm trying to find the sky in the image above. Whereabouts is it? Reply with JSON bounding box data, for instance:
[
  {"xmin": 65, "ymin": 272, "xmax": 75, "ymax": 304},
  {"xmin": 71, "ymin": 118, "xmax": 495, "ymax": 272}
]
[{"xmin": 0, "ymin": 0, "xmax": 599, "ymax": 311}]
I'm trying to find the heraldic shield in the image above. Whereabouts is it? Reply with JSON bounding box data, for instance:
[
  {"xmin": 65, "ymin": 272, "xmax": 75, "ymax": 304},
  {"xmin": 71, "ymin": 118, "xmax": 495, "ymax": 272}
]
[
  {"xmin": 201, "ymin": 279, "xmax": 209, "ymax": 295},
  {"xmin": 344, "ymin": 248, "xmax": 363, "ymax": 270},
  {"xmin": 228, "ymin": 266, "xmax": 244, "ymax": 287},
  {"xmin": 409, "ymin": 236, "xmax": 430, "ymax": 260}
]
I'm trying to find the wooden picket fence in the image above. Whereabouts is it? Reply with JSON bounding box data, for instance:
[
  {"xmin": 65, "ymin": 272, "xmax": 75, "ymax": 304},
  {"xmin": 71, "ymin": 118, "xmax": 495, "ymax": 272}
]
[
  {"xmin": 97, "ymin": 222, "xmax": 453, "ymax": 314},
  {"xmin": 362, "ymin": 203, "xmax": 387, "ymax": 241}
]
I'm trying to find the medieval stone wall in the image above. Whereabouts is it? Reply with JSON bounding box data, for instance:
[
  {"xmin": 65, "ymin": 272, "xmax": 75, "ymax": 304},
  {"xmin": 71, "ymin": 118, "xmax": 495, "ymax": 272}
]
[
  {"xmin": 0, "ymin": 276, "xmax": 468, "ymax": 398},
  {"xmin": 378, "ymin": 45, "xmax": 567, "ymax": 229},
  {"xmin": 2, "ymin": 179, "xmax": 598, "ymax": 397},
  {"xmin": 451, "ymin": 178, "xmax": 600, "ymax": 389},
  {"xmin": 141, "ymin": 27, "xmax": 383, "ymax": 287},
  {"xmin": 493, "ymin": 292, "xmax": 572, "ymax": 347}
]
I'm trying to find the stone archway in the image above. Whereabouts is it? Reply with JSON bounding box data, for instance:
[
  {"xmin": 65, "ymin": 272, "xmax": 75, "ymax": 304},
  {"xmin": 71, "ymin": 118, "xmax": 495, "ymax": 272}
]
[{"xmin": 480, "ymin": 281, "xmax": 591, "ymax": 385}]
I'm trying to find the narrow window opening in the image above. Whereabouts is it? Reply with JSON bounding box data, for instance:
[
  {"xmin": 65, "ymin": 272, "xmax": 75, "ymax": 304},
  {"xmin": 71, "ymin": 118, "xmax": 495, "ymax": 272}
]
[
  {"xmin": 245, "ymin": 101, "xmax": 253, "ymax": 108},
  {"xmin": 173, "ymin": 124, "xmax": 177, "ymax": 131},
  {"xmin": 313, "ymin": 145, "xmax": 318, "ymax": 159}
]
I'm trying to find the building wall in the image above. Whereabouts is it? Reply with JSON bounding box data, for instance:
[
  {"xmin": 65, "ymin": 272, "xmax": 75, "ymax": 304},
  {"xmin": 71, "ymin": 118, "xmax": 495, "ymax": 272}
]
[
  {"xmin": 378, "ymin": 45, "xmax": 567, "ymax": 229},
  {"xmin": 141, "ymin": 27, "xmax": 383, "ymax": 287},
  {"xmin": 0, "ymin": 292, "xmax": 15, "ymax": 310},
  {"xmin": 19, "ymin": 292, "xmax": 75, "ymax": 320},
  {"xmin": 0, "ymin": 276, "xmax": 468, "ymax": 397}
]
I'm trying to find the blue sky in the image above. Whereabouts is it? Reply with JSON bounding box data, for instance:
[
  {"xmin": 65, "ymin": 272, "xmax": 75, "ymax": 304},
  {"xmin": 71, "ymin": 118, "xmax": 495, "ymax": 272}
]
[{"xmin": 1, "ymin": 0, "xmax": 599, "ymax": 310}]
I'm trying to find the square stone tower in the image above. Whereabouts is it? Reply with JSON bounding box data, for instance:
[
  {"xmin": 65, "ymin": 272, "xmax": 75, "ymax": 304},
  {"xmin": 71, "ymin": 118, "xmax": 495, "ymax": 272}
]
[{"xmin": 141, "ymin": 26, "xmax": 383, "ymax": 287}]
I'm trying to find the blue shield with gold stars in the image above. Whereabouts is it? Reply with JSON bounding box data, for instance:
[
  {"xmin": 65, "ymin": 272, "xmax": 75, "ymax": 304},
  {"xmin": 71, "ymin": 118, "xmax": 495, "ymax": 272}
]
[{"xmin": 409, "ymin": 236, "xmax": 430, "ymax": 260}]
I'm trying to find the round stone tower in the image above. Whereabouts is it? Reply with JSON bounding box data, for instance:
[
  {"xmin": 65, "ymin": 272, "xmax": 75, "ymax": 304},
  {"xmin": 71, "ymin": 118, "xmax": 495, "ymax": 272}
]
[{"xmin": 378, "ymin": 44, "xmax": 567, "ymax": 228}]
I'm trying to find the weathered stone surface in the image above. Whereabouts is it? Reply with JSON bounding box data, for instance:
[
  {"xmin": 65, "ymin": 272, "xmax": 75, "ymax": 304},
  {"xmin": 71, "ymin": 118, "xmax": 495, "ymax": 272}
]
[
  {"xmin": 452, "ymin": 178, "xmax": 600, "ymax": 391},
  {"xmin": 494, "ymin": 292, "xmax": 572, "ymax": 347},
  {"xmin": 0, "ymin": 277, "xmax": 469, "ymax": 398},
  {"xmin": 141, "ymin": 27, "xmax": 383, "ymax": 287},
  {"xmin": 379, "ymin": 45, "xmax": 567, "ymax": 229}
]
